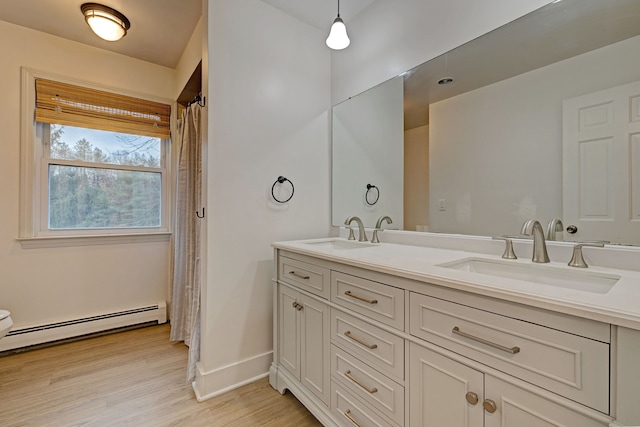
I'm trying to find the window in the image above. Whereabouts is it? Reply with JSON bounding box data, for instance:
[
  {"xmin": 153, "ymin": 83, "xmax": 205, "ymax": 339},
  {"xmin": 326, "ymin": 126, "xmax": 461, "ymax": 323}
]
[
  {"xmin": 19, "ymin": 70, "xmax": 172, "ymax": 246},
  {"xmin": 39, "ymin": 124, "xmax": 165, "ymax": 231}
]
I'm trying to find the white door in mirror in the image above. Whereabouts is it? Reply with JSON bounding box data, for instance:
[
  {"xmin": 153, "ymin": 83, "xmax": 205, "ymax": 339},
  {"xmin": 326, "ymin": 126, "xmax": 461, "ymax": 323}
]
[{"xmin": 563, "ymin": 79, "xmax": 640, "ymax": 245}]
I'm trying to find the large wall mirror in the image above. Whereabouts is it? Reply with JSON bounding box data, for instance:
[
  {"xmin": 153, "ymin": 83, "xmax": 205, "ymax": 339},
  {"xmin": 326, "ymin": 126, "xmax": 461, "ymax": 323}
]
[{"xmin": 332, "ymin": 0, "xmax": 640, "ymax": 245}]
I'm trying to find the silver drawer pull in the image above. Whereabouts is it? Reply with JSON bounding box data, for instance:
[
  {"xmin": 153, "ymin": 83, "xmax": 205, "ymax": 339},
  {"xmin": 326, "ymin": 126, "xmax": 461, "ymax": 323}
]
[
  {"xmin": 289, "ymin": 271, "xmax": 310, "ymax": 280},
  {"xmin": 344, "ymin": 409, "xmax": 363, "ymax": 427},
  {"xmin": 344, "ymin": 331, "xmax": 378, "ymax": 349},
  {"xmin": 344, "ymin": 290, "xmax": 378, "ymax": 305},
  {"xmin": 344, "ymin": 370, "xmax": 378, "ymax": 394},
  {"xmin": 452, "ymin": 326, "xmax": 520, "ymax": 354}
]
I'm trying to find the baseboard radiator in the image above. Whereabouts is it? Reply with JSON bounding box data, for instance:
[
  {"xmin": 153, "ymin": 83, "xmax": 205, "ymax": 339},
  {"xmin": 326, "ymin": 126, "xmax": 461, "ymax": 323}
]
[{"xmin": 0, "ymin": 302, "xmax": 167, "ymax": 353}]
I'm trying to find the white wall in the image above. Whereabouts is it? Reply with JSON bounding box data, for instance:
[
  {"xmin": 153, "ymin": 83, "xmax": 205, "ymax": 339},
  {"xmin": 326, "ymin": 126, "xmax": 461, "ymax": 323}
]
[
  {"xmin": 429, "ymin": 35, "xmax": 640, "ymax": 237},
  {"xmin": 195, "ymin": 0, "xmax": 331, "ymax": 399},
  {"xmin": 0, "ymin": 21, "xmax": 176, "ymax": 329},
  {"xmin": 331, "ymin": 0, "xmax": 551, "ymax": 104},
  {"xmin": 175, "ymin": 16, "xmax": 203, "ymax": 97}
]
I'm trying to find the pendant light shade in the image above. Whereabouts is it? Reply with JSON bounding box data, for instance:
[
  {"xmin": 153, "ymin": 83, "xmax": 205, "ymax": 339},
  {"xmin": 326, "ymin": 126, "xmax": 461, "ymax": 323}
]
[
  {"xmin": 81, "ymin": 3, "xmax": 130, "ymax": 42},
  {"xmin": 326, "ymin": 0, "xmax": 350, "ymax": 50}
]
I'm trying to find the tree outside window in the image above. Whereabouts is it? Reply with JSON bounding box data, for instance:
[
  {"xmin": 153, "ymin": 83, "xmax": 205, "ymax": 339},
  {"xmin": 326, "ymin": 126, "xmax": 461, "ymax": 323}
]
[{"xmin": 44, "ymin": 124, "xmax": 165, "ymax": 230}]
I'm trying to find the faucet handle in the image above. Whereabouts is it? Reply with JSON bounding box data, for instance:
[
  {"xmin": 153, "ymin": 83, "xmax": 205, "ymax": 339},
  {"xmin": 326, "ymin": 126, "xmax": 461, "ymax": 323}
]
[
  {"xmin": 568, "ymin": 241, "xmax": 607, "ymax": 268},
  {"xmin": 346, "ymin": 227, "xmax": 356, "ymax": 241},
  {"xmin": 492, "ymin": 236, "xmax": 518, "ymax": 259}
]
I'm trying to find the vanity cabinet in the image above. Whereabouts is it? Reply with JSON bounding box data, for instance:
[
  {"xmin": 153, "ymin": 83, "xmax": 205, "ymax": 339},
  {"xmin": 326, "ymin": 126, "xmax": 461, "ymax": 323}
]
[
  {"xmin": 278, "ymin": 283, "xmax": 331, "ymax": 406},
  {"xmin": 409, "ymin": 343, "xmax": 606, "ymax": 427},
  {"xmin": 409, "ymin": 292, "xmax": 610, "ymax": 413},
  {"xmin": 329, "ymin": 271, "xmax": 406, "ymax": 426},
  {"xmin": 270, "ymin": 249, "xmax": 614, "ymax": 427}
]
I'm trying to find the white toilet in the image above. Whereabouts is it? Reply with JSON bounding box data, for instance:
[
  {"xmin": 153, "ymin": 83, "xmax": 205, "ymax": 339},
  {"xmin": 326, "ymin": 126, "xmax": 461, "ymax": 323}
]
[{"xmin": 0, "ymin": 310, "xmax": 13, "ymax": 339}]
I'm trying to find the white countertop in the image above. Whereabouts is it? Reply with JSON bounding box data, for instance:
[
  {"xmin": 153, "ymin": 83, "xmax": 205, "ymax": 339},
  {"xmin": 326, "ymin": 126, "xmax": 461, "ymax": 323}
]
[{"xmin": 273, "ymin": 237, "xmax": 640, "ymax": 331}]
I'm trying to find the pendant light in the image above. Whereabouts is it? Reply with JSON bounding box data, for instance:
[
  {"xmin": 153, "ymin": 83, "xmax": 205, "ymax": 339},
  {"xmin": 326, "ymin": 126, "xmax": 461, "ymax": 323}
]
[
  {"xmin": 326, "ymin": 0, "xmax": 350, "ymax": 50},
  {"xmin": 81, "ymin": 3, "xmax": 130, "ymax": 42}
]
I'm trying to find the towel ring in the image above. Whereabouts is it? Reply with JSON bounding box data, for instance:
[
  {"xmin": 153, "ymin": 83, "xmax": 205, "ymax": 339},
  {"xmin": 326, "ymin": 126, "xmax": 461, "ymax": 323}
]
[
  {"xmin": 365, "ymin": 184, "xmax": 379, "ymax": 205},
  {"xmin": 272, "ymin": 176, "xmax": 294, "ymax": 203}
]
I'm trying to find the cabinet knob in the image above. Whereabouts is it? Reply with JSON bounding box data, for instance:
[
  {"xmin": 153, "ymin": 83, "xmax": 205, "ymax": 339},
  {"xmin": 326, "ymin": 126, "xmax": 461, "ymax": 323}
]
[
  {"xmin": 483, "ymin": 399, "xmax": 497, "ymax": 414},
  {"xmin": 291, "ymin": 302, "xmax": 303, "ymax": 311},
  {"xmin": 465, "ymin": 392, "xmax": 479, "ymax": 405}
]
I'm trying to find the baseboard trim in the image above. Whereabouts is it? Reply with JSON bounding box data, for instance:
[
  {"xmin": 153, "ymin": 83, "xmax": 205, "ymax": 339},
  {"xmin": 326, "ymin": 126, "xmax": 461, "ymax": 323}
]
[
  {"xmin": 0, "ymin": 302, "xmax": 166, "ymax": 352},
  {"xmin": 192, "ymin": 350, "xmax": 273, "ymax": 402}
]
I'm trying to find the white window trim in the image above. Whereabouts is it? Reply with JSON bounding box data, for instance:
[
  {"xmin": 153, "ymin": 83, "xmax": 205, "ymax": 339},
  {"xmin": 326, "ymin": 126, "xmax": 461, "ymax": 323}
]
[{"xmin": 19, "ymin": 68, "xmax": 175, "ymax": 248}]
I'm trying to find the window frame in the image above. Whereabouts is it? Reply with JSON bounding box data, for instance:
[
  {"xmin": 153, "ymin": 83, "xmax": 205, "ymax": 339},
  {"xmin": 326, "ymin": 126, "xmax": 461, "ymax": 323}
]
[{"xmin": 19, "ymin": 68, "xmax": 173, "ymax": 247}]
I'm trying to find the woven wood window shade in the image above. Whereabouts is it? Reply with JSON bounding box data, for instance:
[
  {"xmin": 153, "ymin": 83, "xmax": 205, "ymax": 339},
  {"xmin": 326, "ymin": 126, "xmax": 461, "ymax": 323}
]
[{"xmin": 35, "ymin": 78, "xmax": 171, "ymax": 139}]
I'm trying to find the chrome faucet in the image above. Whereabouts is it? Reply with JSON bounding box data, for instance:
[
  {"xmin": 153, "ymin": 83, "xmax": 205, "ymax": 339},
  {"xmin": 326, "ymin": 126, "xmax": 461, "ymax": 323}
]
[
  {"xmin": 372, "ymin": 216, "xmax": 392, "ymax": 243},
  {"xmin": 546, "ymin": 218, "xmax": 564, "ymax": 241},
  {"xmin": 345, "ymin": 216, "xmax": 368, "ymax": 242},
  {"xmin": 520, "ymin": 219, "xmax": 550, "ymax": 263}
]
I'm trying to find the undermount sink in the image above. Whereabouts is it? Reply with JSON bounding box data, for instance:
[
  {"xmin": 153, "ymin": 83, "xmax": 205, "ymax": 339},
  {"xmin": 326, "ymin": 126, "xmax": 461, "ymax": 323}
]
[
  {"xmin": 437, "ymin": 257, "xmax": 620, "ymax": 294},
  {"xmin": 304, "ymin": 239, "xmax": 376, "ymax": 250}
]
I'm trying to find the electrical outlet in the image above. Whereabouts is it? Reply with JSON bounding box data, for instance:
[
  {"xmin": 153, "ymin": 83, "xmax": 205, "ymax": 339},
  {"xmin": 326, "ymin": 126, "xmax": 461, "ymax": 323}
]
[{"xmin": 438, "ymin": 199, "xmax": 446, "ymax": 211}]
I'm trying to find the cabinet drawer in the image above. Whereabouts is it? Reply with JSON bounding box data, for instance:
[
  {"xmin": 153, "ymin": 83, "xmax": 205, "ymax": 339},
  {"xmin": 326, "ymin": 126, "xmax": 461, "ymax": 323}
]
[
  {"xmin": 409, "ymin": 292, "xmax": 609, "ymax": 413},
  {"xmin": 279, "ymin": 256, "xmax": 330, "ymax": 298},
  {"xmin": 331, "ymin": 271, "xmax": 404, "ymax": 330},
  {"xmin": 331, "ymin": 345, "xmax": 404, "ymax": 426},
  {"xmin": 486, "ymin": 376, "xmax": 609, "ymax": 427},
  {"xmin": 331, "ymin": 381, "xmax": 400, "ymax": 427},
  {"xmin": 331, "ymin": 309, "xmax": 404, "ymax": 383}
]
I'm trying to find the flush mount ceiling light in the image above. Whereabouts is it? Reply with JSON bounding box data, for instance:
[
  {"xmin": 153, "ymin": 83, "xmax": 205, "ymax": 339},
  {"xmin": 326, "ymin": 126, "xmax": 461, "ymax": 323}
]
[
  {"xmin": 81, "ymin": 3, "xmax": 130, "ymax": 41},
  {"xmin": 326, "ymin": 0, "xmax": 350, "ymax": 50}
]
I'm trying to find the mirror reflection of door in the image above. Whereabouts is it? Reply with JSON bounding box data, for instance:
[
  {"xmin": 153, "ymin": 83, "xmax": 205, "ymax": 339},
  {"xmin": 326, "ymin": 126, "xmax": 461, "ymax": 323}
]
[{"xmin": 563, "ymin": 80, "xmax": 640, "ymax": 245}]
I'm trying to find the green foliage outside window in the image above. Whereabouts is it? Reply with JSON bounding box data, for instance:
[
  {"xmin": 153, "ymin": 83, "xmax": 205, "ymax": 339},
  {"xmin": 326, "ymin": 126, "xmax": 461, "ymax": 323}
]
[{"xmin": 47, "ymin": 124, "xmax": 163, "ymax": 229}]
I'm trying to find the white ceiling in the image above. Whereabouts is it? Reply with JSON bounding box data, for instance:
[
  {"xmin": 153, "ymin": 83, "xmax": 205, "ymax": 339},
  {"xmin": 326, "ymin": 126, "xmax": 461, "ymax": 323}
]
[
  {"xmin": 261, "ymin": 0, "xmax": 376, "ymax": 31},
  {"xmin": 0, "ymin": 0, "xmax": 376, "ymax": 69},
  {"xmin": 0, "ymin": 0, "xmax": 202, "ymax": 68}
]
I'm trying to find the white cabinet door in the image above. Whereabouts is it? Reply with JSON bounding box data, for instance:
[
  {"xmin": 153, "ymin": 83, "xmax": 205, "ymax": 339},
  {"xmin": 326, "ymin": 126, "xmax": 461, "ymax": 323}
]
[
  {"xmin": 409, "ymin": 344, "xmax": 608, "ymax": 427},
  {"xmin": 409, "ymin": 343, "xmax": 484, "ymax": 427},
  {"xmin": 278, "ymin": 285, "xmax": 330, "ymax": 406},
  {"xmin": 300, "ymin": 293, "xmax": 331, "ymax": 406},
  {"xmin": 279, "ymin": 285, "xmax": 301, "ymax": 379},
  {"xmin": 484, "ymin": 376, "xmax": 607, "ymax": 427}
]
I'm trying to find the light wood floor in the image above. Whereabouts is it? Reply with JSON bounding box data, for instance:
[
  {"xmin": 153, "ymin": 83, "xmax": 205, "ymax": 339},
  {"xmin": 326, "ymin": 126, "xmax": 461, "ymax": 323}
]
[{"xmin": 0, "ymin": 324, "xmax": 323, "ymax": 427}]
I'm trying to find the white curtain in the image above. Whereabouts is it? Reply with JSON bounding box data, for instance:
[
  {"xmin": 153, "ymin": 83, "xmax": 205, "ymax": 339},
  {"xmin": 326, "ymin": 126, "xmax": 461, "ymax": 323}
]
[{"xmin": 170, "ymin": 103, "xmax": 203, "ymax": 383}]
